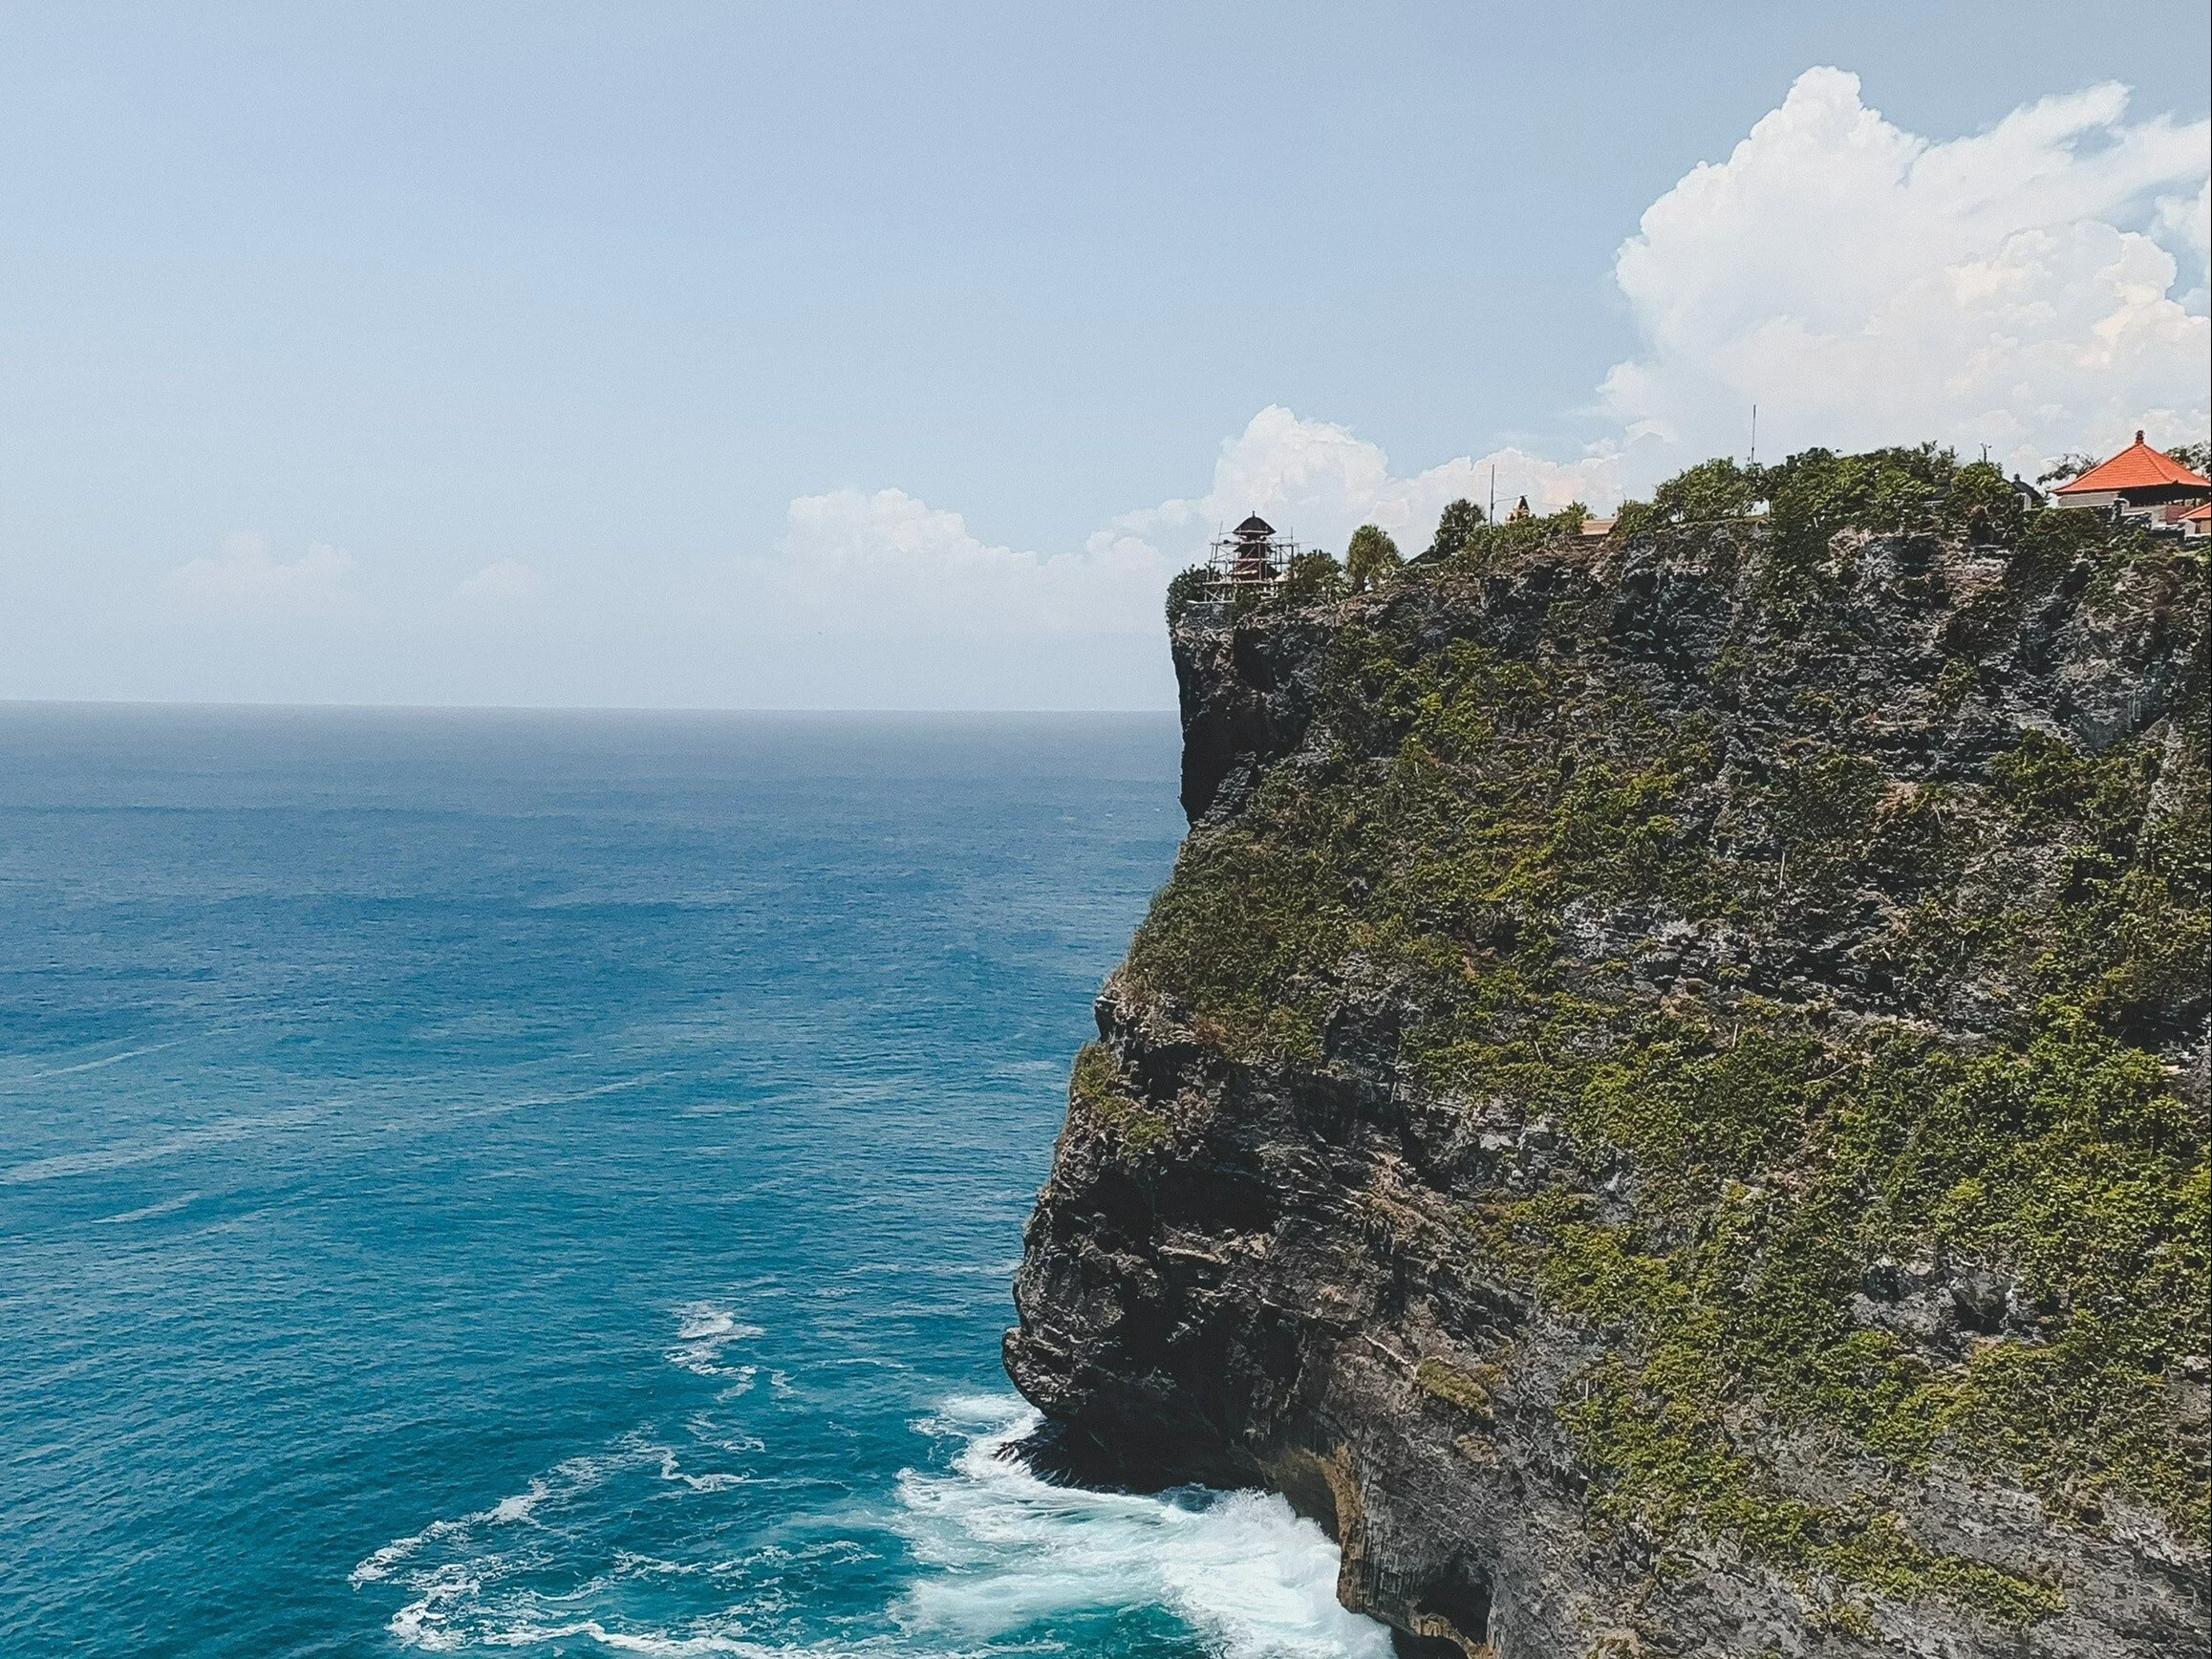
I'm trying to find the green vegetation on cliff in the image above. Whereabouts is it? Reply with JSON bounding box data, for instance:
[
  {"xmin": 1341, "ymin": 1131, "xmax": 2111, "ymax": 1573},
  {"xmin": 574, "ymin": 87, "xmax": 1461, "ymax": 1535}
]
[{"xmin": 1119, "ymin": 444, "xmax": 2210, "ymax": 1626}]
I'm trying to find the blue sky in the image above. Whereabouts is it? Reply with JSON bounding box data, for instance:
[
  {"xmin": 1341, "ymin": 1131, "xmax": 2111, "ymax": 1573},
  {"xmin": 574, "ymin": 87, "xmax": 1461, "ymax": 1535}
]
[{"xmin": 3, "ymin": 2, "xmax": 2207, "ymax": 708}]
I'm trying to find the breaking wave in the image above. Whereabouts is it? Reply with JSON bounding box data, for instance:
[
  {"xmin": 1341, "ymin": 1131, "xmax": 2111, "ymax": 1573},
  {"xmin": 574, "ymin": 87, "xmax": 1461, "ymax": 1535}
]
[
  {"xmin": 894, "ymin": 1396, "xmax": 1389, "ymax": 1659},
  {"xmin": 353, "ymin": 1390, "xmax": 1386, "ymax": 1657},
  {"xmin": 665, "ymin": 1304, "xmax": 765, "ymax": 1377}
]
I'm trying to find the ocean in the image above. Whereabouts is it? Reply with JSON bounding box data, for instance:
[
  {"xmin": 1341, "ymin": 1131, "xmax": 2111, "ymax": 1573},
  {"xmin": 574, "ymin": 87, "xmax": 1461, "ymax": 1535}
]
[{"xmin": 0, "ymin": 705, "xmax": 1389, "ymax": 1659}]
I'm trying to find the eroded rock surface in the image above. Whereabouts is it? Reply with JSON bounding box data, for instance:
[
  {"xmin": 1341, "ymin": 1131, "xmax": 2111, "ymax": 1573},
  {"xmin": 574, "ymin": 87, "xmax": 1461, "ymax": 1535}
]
[{"xmin": 1008, "ymin": 486, "xmax": 2210, "ymax": 1658}]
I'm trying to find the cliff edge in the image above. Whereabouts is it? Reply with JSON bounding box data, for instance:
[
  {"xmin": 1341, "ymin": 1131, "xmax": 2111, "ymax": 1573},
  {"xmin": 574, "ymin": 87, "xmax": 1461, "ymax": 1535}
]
[{"xmin": 1005, "ymin": 452, "xmax": 2211, "ymax": 1659}]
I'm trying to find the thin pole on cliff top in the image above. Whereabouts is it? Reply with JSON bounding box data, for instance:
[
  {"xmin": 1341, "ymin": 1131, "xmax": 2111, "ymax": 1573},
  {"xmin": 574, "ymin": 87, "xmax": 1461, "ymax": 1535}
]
[
  {"xmin": 1750, "ymin": 403, "xmax": 1757, "ymax": 467},
  {"xmin": 1489, "ymin": 464, "xmax": 1495, "ymax": 525}
]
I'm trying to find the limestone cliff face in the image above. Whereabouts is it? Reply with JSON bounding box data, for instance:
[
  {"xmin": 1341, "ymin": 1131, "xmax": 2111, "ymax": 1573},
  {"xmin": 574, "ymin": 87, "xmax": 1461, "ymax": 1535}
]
[{"xmin": 1006, "ymin": 484, "xmax": 2210, "ymax": 1659}]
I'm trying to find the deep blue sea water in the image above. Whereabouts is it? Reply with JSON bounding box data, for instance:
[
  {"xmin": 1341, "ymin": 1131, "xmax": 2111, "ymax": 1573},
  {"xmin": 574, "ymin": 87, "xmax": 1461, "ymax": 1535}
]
[{"xmin": 0, "ymin": 706, "xmax": 1388, "ymax": 1659}]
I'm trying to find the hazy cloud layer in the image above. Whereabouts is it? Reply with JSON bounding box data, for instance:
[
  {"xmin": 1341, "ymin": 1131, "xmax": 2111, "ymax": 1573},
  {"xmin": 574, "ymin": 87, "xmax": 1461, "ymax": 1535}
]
[
  {"xmin": 1095, "ymin": 406, "xmax": 1621, "ymax": 569},
  {"xmin": 165, "ymin": 536, "xmax": 358, "ymax": 618},
  {"xmin": 32, "ymin": 65, "xmax": 2212, "ymax": 708},
  {"xmin": 1601, "ymin": 67, "xmax": 2210, "ymax": 478},
  {"xmin": 762, "ymin": 488, "xmax": 1168, "ymax": 637},
  {"xmin": 456, "ymin": 560, "xmax": 543, "ymax": 604},
  {"xmin": 755, "ymin": 408, "xmax": 1620, "ymax": 651}
]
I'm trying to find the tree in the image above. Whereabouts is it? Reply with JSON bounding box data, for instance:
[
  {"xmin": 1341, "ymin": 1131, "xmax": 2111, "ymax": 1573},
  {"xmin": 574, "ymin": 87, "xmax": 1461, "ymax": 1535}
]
[
  {"xmin": 1165, "ymin": 564, "xmax": 1211, "ymax": 627},
  {"xmin": 2037, "ymin": 453, "xmax": 2097, "ymax": 485},
  {"xmin": 1344, "ymin": 525, "xmax": 1402, "ymax": 592},
  {"xmin": 1427, "ymin": 499, "xmax": 1484, "ymax": 560},
  {"xmin": 2169, "ymin": 439, "xmax": 2211, "ymax": 475}
]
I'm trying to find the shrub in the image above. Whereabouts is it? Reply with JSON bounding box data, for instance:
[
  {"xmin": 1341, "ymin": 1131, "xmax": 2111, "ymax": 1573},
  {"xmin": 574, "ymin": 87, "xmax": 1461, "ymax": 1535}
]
[
  {"xmin": 1445, "ymin": 505, "xmax": 1589, "ymax": 571},
  {"xmin": 1165, "ymin": 564, "xmax": 1211, "ymax": 628},
  {"xmin": 1281, "ymin": 550, "xmax": 1347, "ymax": 604}
]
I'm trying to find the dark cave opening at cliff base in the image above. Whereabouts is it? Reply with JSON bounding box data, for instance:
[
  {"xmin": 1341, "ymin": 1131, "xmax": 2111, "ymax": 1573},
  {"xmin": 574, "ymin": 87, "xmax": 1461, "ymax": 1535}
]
[
  {"xmin": 1006, "ymin": 1413, "xmax": 1243, "ymax": 1496},
  {"xmin": 1399, "ymin": 1561, "xmax": 1493, "ymax": 1657}
]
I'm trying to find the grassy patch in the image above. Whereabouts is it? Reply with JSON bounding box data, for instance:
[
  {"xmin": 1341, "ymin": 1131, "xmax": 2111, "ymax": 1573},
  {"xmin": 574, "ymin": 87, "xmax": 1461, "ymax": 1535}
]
[
  {"xmin": 1068, "ymin": 1042, "xmax": 1172, "ymax": 1154},
  {"xmin": 1415, "ymin": 1356, "xmax": 1500, "ymax": 1415}
]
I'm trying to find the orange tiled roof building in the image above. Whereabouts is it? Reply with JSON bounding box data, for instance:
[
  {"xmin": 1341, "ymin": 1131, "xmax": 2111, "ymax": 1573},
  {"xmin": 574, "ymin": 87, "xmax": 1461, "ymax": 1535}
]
[{"xmin": 2051, "ymin": 431, "xmax": 2210, "ymax": 526}]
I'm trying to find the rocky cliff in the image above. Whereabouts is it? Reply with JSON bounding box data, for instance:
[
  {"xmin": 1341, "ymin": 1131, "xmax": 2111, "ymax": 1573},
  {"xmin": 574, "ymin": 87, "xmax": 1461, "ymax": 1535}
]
[{"xmin": 1005, "ymin": 449, "xmax": 2211, "ymax": 1659}]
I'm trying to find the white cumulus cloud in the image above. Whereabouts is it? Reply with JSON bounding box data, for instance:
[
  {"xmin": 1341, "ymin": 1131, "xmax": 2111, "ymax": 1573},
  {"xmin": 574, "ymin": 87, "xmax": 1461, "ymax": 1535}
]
[
  {"xmin": 762, "ymin": 487, "xmax": 1170, "ymax": 636},
  {"xmin": 1101, "ymin": 405, "xmax": 1623, "ymax": 566},
  {"xmin": 758, "ymin": 409, "xmax": 1621, "ymax": 643},
  {"xmin": 1600, "ymin": 66, "xmax": 2211, "ymax": 480},
  {"xmin": 165, "ymin": 535, "xmax": 357, "ymax": 617},
  {"xmin": 673, "ymin": 66, "xmax": 2212, "ymax": 705},
  {"xmin": 457, "ymin": 559, "xmax": 542, "ymax": 603}
]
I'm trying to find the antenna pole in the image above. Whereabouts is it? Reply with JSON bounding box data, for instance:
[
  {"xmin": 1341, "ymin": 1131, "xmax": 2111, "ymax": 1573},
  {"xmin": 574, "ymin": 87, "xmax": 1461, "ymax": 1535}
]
[
  {"xmin": 1749, "ymin": 403, "xmax": 1757, "ymax": 467},
  {"xmin": 1489, "ymin": 464, "xmax": 1496, "ymax": 524}
]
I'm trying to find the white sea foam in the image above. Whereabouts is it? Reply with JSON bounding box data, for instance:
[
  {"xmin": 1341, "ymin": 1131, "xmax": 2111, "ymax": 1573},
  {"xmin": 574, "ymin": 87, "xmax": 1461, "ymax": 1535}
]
[
  {"xmin": 656, "ymin": 1449, "xmax": 749, "ymax": 1493},
  {"xmin": 2, "ymin": 1106, "xmax": 321, "ymax": 1184},
  {"xmin": 488, "ymin": 1478, "xmax": 553, "ymax": 1523},
  {"xmin": 91, "ymin": 1190, "xmax": 200, "ymax": 1225},
  {"xmin": 358, "ymin": 1385, "xmax": 1384, "ymax": 1657},
  {"xmin": 350, "ymin": 1457, "xmax": 606, "ymax": 1587},
  {"xmin": 892, "ymin": 1395, "xmax": 1392, "ymax": 1659},
  {"xmin": 467, "ymin": 1072, "xmax": 674, "ymax": 1122},
  {"xmin": 665, "ymin": 1304, "xmax": 764, "ymax": 1376},
  {"xmin": 3, "ymin": 1041, "xmax": 175, "ymax": 1088},
  {"xmin": 415, "ymin": 1620, "xmax": 821, "ymax": 1656},
  {"xmin": 387, "ymin": 1564, "xmax": 483, "ymax": 1651},
  {"xmin": 712, "ymin": 1368, "xmax": 760, "ymax": 1400}
]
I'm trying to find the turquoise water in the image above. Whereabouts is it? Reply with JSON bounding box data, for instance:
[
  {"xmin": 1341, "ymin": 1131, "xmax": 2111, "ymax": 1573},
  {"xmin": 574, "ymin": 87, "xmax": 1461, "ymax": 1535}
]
[{"xmin": 0, "ymin": 706, "xmax": 1388, "ymax": 1659}]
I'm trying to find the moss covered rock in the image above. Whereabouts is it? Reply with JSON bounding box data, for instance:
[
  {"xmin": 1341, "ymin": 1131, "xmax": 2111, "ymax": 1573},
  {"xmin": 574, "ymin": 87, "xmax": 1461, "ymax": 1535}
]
[{"xmin": 1009, "ymin": 447, "xmax": 2209, "ymax": 1659}]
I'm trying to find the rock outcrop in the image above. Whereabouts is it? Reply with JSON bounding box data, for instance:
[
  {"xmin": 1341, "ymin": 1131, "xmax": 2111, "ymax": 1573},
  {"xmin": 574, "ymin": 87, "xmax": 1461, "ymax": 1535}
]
[{"xmin": 1007, "ymin": 458, "xmax": 2210, "ymax": 1658}]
